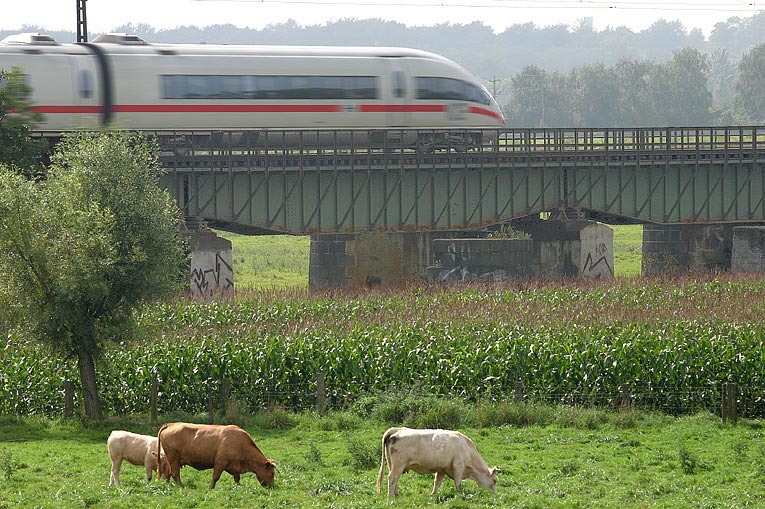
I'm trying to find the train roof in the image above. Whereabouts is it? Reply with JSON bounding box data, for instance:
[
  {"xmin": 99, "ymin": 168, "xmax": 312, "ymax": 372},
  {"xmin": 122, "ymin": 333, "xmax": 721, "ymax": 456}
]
[{"xmin": 1, "ymin": 32, "xmax": 451, "ymax": 62}]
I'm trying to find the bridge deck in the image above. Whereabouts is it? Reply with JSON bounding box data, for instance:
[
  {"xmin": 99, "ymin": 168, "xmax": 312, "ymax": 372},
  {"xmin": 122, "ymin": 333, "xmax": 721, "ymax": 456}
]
[{"xmin": 35, "ymin": 126, "xmax": 765, "ymax": 233}]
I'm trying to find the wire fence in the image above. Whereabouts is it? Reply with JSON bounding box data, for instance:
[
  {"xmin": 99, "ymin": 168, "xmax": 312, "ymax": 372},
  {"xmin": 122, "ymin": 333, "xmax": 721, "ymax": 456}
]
[{"xmin": 57, "ymin": 374, "xmax": 753, "ymax": 423}]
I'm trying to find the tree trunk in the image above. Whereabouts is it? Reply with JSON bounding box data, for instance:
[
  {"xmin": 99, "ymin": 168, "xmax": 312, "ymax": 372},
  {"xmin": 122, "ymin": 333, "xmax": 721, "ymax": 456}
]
[{"xmin": 77, "ymin": 347, "xmax": 103, "ymax": 421}]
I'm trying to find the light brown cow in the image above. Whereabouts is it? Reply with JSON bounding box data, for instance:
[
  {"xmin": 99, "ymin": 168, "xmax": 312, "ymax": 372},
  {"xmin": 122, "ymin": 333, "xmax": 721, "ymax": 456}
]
[
  {"xmin": 107, "ymin": 430, "xmax": 161, "ymax": 487},
  {"xmin": 157, "ymin": 422, "xmax": 277, "ymax": 489},
  {"xmin": 376, "ymin": 427, "xmax": 500, "ymax": 497}
]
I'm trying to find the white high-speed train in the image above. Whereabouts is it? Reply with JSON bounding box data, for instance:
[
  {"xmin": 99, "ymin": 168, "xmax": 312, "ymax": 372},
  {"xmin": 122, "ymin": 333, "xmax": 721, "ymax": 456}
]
[{"xmin": 0, "ymin": 32, "xmax": 504, "ymax": 150}]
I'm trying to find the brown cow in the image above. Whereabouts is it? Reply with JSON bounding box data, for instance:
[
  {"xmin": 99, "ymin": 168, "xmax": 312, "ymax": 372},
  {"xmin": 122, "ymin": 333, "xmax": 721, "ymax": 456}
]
[{"xmin": 157, "ymin": 422, "xmax": 277, "ymax": 489}]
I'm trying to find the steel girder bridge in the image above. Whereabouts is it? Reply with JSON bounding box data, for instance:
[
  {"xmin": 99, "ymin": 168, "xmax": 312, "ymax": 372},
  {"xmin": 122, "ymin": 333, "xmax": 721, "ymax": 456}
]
[{"xmin": 140, "ymin": 126, "xmax": 765, "ymax": 234}]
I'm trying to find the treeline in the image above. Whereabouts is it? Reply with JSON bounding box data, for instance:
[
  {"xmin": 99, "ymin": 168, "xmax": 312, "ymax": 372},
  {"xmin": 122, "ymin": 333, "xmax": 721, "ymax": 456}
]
[{"xmin": 503, "ymin": 44, "xmax": 765, "ymax": 127}]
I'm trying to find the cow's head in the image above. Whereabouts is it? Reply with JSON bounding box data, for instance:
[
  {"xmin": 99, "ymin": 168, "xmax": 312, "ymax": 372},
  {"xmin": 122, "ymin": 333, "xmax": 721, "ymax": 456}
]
[
  {"xmin": 152, "ymin": 451, "xmax": 172, "ymax": 481},
  {"xmin": 256, "ymin": 459, "xmax": 278, "ymax": 487},
  {"xmin": 474, "ymin": 466, "xmax": 500, "ymax": 493},
  {"xmin": 487, "ymin": 466, "xmax": 501, "ymax": 493}
]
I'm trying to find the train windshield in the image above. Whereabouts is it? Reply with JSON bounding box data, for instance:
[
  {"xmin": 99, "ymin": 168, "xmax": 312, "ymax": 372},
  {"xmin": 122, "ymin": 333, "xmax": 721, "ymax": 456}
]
[{"xmin": 415, "ymin": 77, "xmax": 491, "ymax": 106}]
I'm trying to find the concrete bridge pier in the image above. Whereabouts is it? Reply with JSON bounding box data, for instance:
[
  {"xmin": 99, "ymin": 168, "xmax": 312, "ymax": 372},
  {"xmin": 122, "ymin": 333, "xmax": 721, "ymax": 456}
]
[
  {"xmin": 308, "ymin": 220, "xmax": 614, "ymax": 289},
  {"xmin": 182, "ymin": 217, "xmax": 234, "ymax": 296},
  {"xmin": 641, "ymin": 224, "xmax": 734, "ymax": 276},
  {"xmin": 309, "ymin": 232, "xmax": 451, "ymax": 290},
  {"xmin": 732, "ymin": 226, "xmax": 765, "ymax": 272}
]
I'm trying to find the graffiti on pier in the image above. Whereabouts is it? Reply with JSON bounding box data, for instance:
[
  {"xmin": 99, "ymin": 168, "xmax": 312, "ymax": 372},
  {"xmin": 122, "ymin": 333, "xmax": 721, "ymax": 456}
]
[
  {"xmin": 191, "ymin": 252, "xmax": 234, "ymax": 296},
  {"xmin": 582, "ymin": 241, "xmax": 613, "ymax": 278}
]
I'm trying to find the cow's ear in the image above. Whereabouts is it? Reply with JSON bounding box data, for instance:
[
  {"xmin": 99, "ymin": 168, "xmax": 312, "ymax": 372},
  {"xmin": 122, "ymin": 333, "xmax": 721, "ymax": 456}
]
[{"xmin": 491, "ymin": 467, "xmax": 502, "ymax": 474}]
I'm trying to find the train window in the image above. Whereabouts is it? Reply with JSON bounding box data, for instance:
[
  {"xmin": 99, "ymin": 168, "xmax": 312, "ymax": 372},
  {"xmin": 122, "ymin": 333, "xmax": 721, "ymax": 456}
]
[
  {"xmin": 162, "ymin": 75, "xmax": 183, "ymax": 99},
  {"xmin": 160, "ymin": 74, "xmax": 378, "ymax": 100},
  {"xmin": 79, "ymin": 70, "xmax": 93, "ymax": 99},
  {"xmin": 392, "ymin": 71, "xmax": 406, "ymax": 98},
  {"xmin": 186, "ymin": 76, "xmax": 210, "ymax": 99},
  {"xmin": 217, "ymin": 76, "xmax": 243, "ymax": 99}
]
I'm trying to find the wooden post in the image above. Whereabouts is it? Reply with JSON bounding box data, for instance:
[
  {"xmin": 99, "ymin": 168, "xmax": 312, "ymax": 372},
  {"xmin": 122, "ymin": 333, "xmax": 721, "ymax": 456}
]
[
  {"xmin": 63, "ymin": 380, "xmax": 74, "ymax": 418},
  {"xmin": 721, "ymin": 383, "xmax": 738, "ymax": 422},
  {"xmin": 514, "ymin": 380, "xmax": 524, "ymax": 403},
  {"xmin": 207, "ymin": 382, "xmax": 215, "ymax": 424},
  {"xmin": 316, "ymin": 372, "xmax": 327, "ymax": 416},
  {"xmin": 620, "ymin": 384, "xmax": 633, "ymax": 411},
  {"xmin": 150, "ymin": 375, "xmax": 158, "ymax": 424},
  {"xmin": 221, "ymin": 378, "xmax": 231, "ymax": 416}
]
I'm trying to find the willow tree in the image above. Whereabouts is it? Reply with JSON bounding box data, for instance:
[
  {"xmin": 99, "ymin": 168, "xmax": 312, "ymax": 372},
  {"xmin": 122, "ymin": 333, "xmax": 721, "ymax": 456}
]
[
  {"xmin": 0, "ymin": 132, "xmax": 188, "ymax": 420},
  {"xmin": 0, "ymin": 67, "xmax": 47, "ymax": 176}
]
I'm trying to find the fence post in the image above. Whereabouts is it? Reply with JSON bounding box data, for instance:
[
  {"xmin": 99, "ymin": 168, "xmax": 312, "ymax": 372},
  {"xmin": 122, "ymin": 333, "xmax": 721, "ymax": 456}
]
[
  {"xmin": 150, "ymin": 375, "xmax": 158, "ymax": 424},
  {"xmin": 620, "ymin": 384, "xmax": 633, "ymax": 411},
  {"xmin": 207, "ymin": 382, "xmax": 215, "ymax": 424},
  {"xmin": 221, "ymin": 378, "xmax": 230, "ymax": 416},
  {"xmin": 514, "ymin": 380, "xmax": 524, "ymax": 403},
  {"xmin": 64, "ymin": 380, "xmax": 74, "ymax": 418},
  {"xmin": 721, "ymin": 382, "xmax": 738, "ymax": 423},
  {"xmin": 316, "ymin": 372, "xmax": 327, "ymax": 416}
]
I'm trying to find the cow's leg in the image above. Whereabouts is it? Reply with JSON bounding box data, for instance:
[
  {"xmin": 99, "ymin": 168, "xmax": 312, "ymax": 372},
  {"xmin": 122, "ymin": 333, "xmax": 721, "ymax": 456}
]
[
  {"xmin": 210, "ymin": 463, "xmax": 225, "ymax": 489},
  {"xmin": 109, "ymin": 458, "xmax": 121, "ymax": 487},
  {"xmin": 144, "ymin": 457, "xmax": 154, "ymax": 484},
  {"xmin": 170, "ymin": 458, "xmax": 183, "ymax": 486},
  {"xmin": 452, "ymin": 466, "xmax": 465, "ymax": 492},
  {"xmin": 232, "ymin": 472, "xmax": 241, "ymax": 484},
  {"xmin": 431, "ymin": 472, "xmax": 446, "ymax": 495},
  {"xmin": 387, "ymin": 468, "xmax": 403, "ymax": 497}
]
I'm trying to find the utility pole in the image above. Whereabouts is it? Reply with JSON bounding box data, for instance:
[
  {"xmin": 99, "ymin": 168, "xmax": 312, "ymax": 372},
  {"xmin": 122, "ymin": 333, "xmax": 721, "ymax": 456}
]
[
  {"xmin": 76, "ymin": 0, "xmax": 88, "ymax": 42},
  {"xmin": 488, "ymin": 76, "xmax": 505, "ymax": 99}
]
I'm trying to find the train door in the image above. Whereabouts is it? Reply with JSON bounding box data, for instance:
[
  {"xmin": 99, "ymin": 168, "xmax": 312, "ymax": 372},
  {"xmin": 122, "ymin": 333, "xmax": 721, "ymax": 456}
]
[
  {"xmin": 67, "ymin": 53, "xmax": 101, "ymax": 129},
  {"xmin": 386, "ymin": 58, "xmax": 410, "ymax": 127}
]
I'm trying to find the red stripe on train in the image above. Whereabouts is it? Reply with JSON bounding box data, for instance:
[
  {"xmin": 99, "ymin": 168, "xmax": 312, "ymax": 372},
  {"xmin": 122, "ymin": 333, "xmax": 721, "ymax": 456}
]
[
  {"xmin": 31, "ymin": 103, "xmax": 503, "ymax": 122},
  {"xmin": 468, "ymin": 106, "xmax": 504, "ymax": 123},
  {"xmin": 32, "ymin": 105, "xmax": 103, "ymax": 114}
]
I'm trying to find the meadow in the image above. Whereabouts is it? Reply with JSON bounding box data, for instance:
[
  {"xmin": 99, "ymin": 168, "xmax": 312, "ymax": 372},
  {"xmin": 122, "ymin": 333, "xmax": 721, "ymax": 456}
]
[{"xmin": 1, "ymin": 406, "xmax": 764, "ymax": 509}]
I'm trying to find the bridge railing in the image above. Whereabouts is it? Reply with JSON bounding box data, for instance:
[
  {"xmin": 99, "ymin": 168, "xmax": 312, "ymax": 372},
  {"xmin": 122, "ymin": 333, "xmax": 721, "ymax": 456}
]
[{"xmin": 31, "ymin": 126, "xmax": 765, "ymax": 160}]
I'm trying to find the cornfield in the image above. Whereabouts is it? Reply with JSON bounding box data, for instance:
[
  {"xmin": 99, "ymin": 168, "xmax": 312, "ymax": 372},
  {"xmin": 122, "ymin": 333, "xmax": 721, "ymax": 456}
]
[{"xmin": 3, "ymin": 275, "xmax": 765, "ymax": 417}]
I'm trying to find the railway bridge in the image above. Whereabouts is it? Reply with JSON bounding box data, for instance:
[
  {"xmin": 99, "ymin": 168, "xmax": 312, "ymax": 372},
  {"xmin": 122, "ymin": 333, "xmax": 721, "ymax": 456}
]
[
  {"xmin": 142, "ymin": 125, "xmax": 765, "ymax": 289},
  {"xmin": 43, "ymin": 126, "xmax": 765, "ymax": 290}
]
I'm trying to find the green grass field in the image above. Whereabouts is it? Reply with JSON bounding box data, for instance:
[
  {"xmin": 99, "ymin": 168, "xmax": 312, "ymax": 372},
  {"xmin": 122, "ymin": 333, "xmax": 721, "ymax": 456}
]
[
  {"xmin": 1, "ymin": 409, "xmax": 764, "ymax": 508},
  {"xmin": 214, "ymin": 231, "xmax": 310, "ymax": 289},
  {"xmin": 612, "ymin": 224, "xmax": 643, "ymax": 277},
  {"xmin": 217, "ymin": 224, "xmax": 644, "ymax": 289}
]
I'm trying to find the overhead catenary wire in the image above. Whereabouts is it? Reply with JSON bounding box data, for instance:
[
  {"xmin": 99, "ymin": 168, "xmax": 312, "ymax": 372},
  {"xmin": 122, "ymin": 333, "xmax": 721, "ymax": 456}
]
[{"xmin": 192, "ymin": 0, "xmax": 763, "ymax": 13}]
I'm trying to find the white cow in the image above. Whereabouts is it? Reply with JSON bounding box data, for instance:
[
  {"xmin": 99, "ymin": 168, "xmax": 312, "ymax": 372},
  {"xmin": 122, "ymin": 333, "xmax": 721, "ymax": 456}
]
[
  {"xmin": 107, "ymin": 430, "xmax": 160, "ymax": 487},
  {"xmin": 376, "ymin": 427, "xmax": 500, "ymax": 497}
]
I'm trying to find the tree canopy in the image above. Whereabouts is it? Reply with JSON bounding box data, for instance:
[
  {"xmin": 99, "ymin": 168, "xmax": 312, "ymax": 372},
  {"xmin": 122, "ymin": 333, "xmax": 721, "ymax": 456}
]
[
  {"xmin": 0, "ymin": 67, "xmax": 47, "ymax": 176},
  {"xmin": 0, "ymin": 132, "xmax": 188, "ymax": 420},
  {"xmin": 734, "ymin": 43, "xmax": 765, "ymax": 123}
]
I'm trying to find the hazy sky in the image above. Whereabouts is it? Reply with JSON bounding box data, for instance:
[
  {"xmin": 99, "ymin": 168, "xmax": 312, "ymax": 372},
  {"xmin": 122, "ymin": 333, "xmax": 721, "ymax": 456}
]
[{"xmin": 3, "ymin": 0, "xmax": 763, "ymax": 36}]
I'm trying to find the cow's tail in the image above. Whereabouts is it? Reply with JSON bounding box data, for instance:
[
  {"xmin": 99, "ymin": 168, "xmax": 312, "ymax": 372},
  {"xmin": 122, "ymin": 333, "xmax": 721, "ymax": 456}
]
[
  {"xmin": 156, "ymin": 423, "xmax": 169, "ymax": 480},
  {"xmin": 376, "ymin": 428, "xmax": 393, "ymax": 494}
]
